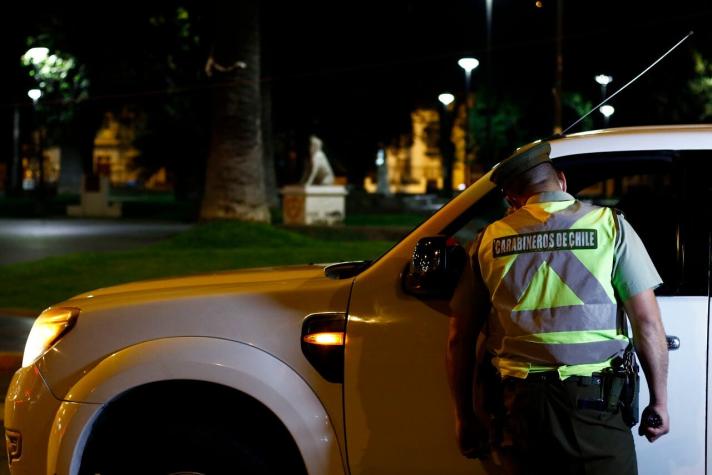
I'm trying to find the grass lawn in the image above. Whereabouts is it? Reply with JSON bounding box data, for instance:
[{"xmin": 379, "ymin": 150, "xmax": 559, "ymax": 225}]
[
  {"xmin": 344, "ymin": 212, "xmax": 426, "ymax": 227},
  {"xmin": 0, "ymin": 221, "xmax": 396, "ymax": 313}
]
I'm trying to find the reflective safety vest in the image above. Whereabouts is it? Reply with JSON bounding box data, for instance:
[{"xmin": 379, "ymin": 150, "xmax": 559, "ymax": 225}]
[{"xmin": 478, "ymin": 198, "xmax": 628, "ymax": 377}]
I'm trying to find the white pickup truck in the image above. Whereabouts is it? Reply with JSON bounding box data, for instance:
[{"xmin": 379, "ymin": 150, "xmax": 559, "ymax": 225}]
[{"xmin": 5, "ymin": 125, "xmax": 711, "ymax": 475}]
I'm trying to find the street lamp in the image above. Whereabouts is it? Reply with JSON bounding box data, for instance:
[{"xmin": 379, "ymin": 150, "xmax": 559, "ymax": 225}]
[
  {"xmin": 26, "ymin": 88, "xmax": 45, "ymax": 196},
  {"xmin": 594, "ymin": 75, "xmax": 613, "ymax": 128},
  {"xmin": 21, "ymin": 47, "xmax": 51, "ymax": 200},
  {"xmin": 458, "ymin": 57, "xmax": 480, "ymax": 78},
  {"xmin": 485, "ymin": 0, "xmax": 494, "ymax": 162},
  {"xmin": 594, "ymin": 74, "xmax": 613, "ymax": 100},
  {"xmin": 599, "ymin": 104, "xmax": 615, "ymax": 127},
  {"xmin": 375, "ymin": 148, "xmax": 390, "ymax": 195},
  {"xmin": 438, "ymin": 93, "xmax": 456, "ymax": 195},
  {"xmin": 458, "ymin": 57, "xmax": 479, "ymax": 186},
  {"xmin": 438, "ymin": 93, "xmax": 455, "ymax": 107},
  {"xmin": 27, "ymin": 88, "xmax": 42, "ymax": 103}
]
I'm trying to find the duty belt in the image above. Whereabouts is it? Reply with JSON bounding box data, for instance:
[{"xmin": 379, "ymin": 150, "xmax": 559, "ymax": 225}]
[
  {"xmin": 508, "ymin": 371, "xmax": 618, "ymax": 412},
  {"xmin": 522, "ymin": 371, "xmax": 603, "ymax": 386}
]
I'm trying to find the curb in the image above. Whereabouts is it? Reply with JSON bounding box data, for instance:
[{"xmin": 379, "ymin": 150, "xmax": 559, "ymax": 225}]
[
  {"xmin": 0, "ymin": 353, "xmax": 22, "ymax": 373},
  {"xmin": 0, "ymin": 309, "xmax": 36, "ymax": 318}
]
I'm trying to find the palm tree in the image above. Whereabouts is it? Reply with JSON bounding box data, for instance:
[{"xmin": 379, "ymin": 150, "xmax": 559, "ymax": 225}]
[{"xmin": 200, "ymin": 0, "xmax": 270, "ymax": 222}]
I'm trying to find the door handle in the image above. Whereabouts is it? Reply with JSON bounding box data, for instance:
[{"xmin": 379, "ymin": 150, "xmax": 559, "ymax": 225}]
[{"xmin": 666, "ymin": 335, "xmax": 680, "ymax": 351}]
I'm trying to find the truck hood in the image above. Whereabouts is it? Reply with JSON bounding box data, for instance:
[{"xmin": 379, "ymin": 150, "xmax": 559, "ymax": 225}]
[
  {"xmin": 41, "ymin": 261, "xmax": 354, "ymax": 407},
  {"xmin": 69, "ymin": 264, "xmax": 330, "ymax": 304}
]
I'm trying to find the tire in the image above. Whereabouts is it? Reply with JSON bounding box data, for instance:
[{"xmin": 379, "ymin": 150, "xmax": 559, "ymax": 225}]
[
  {"xmin": 82, "ymin": 416, "xmax": 282, "ymax": 475},
  {"xmin": 80, "ymin": 384, "xmax": 305, "ymax": 475}
]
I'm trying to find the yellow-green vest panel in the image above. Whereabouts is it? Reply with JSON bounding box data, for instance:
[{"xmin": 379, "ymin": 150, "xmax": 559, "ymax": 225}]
[{"xmin": 478, "ymin": 200, "xmax": 627, "ymax": 371}]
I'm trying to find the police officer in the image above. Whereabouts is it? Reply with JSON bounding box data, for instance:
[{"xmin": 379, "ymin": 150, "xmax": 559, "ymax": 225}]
[{"xmin": 446, "ymin": 142, "xmax": 670, "ymax": 474}]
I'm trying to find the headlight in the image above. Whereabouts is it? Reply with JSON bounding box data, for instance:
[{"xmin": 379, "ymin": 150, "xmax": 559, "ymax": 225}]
[{"xmin": 22, "ymin": 307, "xmax": 79, "ymax": 367}]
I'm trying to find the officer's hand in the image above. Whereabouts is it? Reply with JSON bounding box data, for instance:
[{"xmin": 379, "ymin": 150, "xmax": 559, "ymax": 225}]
[
  {"xmin": 639, "ymin": 404, "xmax": 669, "ymax": 443},
  {"xmin": 456, "ymin": 416, "xmax": 490, "ymax": 459}
]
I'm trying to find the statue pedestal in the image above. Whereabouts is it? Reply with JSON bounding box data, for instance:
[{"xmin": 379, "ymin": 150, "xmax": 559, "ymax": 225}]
[
  {"xmin": 67, "ymin": 175, "xmax": 122, "ymax": 218},
  {"xmin": 281, "ymin": 185, "xmax": 348, "ymax": 226}
]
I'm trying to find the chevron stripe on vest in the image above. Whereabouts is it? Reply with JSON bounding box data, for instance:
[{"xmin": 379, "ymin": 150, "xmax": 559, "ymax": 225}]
[{"xmin": 478, "ymin": 199, "xmax": 628, "ymax": 371}]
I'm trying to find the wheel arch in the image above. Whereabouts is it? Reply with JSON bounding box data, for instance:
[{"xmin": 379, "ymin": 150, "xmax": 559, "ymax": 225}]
[
  {"xmin": 78, "ymin": 379, "xmax": 306, "ymax": 474},
  {"xmin": 46, "ymin": 337, "xmax": 345, "ymax": 475}
]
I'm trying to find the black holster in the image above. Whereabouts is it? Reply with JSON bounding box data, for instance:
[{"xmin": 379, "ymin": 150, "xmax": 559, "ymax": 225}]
[{"xmin": 611, "ymin": 344, "xmax": 640, "ymax": 427}]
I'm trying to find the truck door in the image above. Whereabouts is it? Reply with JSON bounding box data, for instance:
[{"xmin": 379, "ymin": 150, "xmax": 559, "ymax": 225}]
[
  {"xmin": 343, "ymin": 190, "xmax": 503, "ymax": 474},
  {"xmin": 344, "ymin": 150, "xmax": 709, "ymax": 474},
  {"xmin": 557, "ymin": 151, "xmax": 709, "ymax": 474}
]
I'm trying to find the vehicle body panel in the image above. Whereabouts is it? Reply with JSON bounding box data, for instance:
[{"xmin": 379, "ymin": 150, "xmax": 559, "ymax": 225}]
[
  {"xmin": 548, "ymin": 125, "xmax": 712, "ymax": 158},
  {"xmin": 47, "ymin": 338, "xmax": 346, "ymax": 475},
  {"xmin": 342, "ymin": 178, "xmax": 493, "ymax": 474},
  {"xmin": 633, "ymin": 297, "xmax": 708, "ymax": 474},
  {"xmin": 22, "ymin": 265, "xmax": 351, "ymax": 475},
  {"xmin": 4, "ymin": 365, "xmax": 64, "ymax": 475}
]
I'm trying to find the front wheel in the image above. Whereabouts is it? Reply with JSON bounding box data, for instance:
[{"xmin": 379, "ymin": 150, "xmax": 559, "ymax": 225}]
[
  {"xmin": 83, "ymin": 414, "xmax": 284, "ymax": 475},
  {"xmin": 80, "ymin": 383, "xmax": 305, "ymax": 475}
]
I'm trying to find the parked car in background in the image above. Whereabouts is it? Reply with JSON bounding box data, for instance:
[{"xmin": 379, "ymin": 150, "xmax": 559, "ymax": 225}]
[
  {"xmin": 403, "ymin": 194, "xmax": 448, "ymax": 214},
  {"xmin": 5, "ymin": 125, "xmax": 711, "ymax": 474}
]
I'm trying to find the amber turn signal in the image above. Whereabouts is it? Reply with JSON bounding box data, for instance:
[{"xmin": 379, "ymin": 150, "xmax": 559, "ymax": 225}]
[{"xmin": 303, "ymin": 332, "xmax": 345, "ymax": 346}]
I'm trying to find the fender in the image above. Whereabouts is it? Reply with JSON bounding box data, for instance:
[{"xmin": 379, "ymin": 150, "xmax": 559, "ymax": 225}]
[{"xmin": 46, "ymin": 337, "xmax": 346, "ymax": 475}]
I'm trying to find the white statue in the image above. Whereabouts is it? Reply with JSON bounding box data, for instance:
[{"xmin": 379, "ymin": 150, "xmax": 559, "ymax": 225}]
[{"xmin": 303, "ymin": 135, "xmax": 335, "ymax": 186}]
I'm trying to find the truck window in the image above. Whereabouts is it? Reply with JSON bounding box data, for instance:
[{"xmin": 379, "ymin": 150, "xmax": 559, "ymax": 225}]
[
  {"xmin": 675, "ymin": 151, "xmax": 711, "ymax": 296},
  {"xmin": 451, "ymin": 189, "xmax": 508, "ymax": 246},
  {"xmin": 557, "ymin": 152, "xmax": 700, "ymax": 296},
  {"xmin": 449, "ymin": 150, "xmax": 710, "ymax": 297}
]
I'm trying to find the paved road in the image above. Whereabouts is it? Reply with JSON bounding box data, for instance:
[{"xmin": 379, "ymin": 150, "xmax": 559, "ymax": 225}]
[
  {"xmin": 0, "ymin": 218, "xmax": 191, "ymax": 266},
  {"xmin": 0, "ymin": 219, "xmax": 191, "ymax": 473},
  {"xmin": 0, "ymin": 315, "xmax": 32, "ymax": 419},
  {"xmin": 0, "ymin": 316, "xmax": 33, "ymax": 354}
]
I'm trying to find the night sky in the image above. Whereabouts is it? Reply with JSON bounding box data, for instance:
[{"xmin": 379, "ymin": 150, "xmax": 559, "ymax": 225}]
[
  {"xmin": 2, "ymin": 0, "xmax": 712, "ymax": 185},
  {"xmin": 267, "ymin": 2, "xmax": 710, "ymax": 135}
]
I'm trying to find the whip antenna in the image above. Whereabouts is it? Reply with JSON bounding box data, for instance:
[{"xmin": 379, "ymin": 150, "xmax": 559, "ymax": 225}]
[{"xmin": 562, "ymin": 31, "xmax": 694, "ymax": 135}]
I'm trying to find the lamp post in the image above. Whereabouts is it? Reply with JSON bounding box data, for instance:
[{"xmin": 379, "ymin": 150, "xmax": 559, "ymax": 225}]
[
  {"xmin": 458, "ymin": 57, "xmax": 479, "ymax": 186},
  {"xmin": 11, "ymin": 48, "xmax": 50, "ymax": 194},
  {"xmin": 438, "ymin": 93, "xmax": 456, "ymax": 196},
  {"xmin": 595, "ymin": 75, "xmax": 613, "ymax": 129},
  {"xmin": 11, "ymin": 104, "xmax": 20, "ymax": 193},
  {"xmin": 22, "ymin": 47, "xmax": 50, "ymax": 198},
  {"xmin": 553, "ymin": 0, "xmax": 563, "ymax": 134},
  {"xmin": 458, "ymin": 58, "xmax": 480, "ymax": 90},
  {"xmin": 27, "ymin": 88, "xmax": 45, "ymax": 199},
  {"xmin": 595, "ymin": 74, "xmax": 613, "ymax": 100},
  {"xmin": 485, "ymin": 0, "xmax": 493, "ymax": 164}
]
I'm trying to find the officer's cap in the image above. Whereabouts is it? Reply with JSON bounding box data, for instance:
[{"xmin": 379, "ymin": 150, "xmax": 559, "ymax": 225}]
[{"xmin": 490, "ymin": 141, "xmax": 552, "ymax": 187}]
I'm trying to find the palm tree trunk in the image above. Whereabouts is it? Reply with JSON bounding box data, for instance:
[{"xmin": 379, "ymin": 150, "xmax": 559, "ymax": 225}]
[
  {"xmin": 200, "ymin": 0, "xmax": 269, "ymax": 222},
  {"xmin": 261, "ymin": 81, "xmax": 279, "ymax": 208}
]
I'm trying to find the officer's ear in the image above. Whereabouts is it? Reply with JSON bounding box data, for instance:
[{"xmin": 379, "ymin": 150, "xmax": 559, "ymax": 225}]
[
  {"xmin": 556, "ymin": 170, "xmax": 568, "ymax": 192},
  {"xmin": 505, "ymin": 193, "xmax": 525, "ymax": 211}
]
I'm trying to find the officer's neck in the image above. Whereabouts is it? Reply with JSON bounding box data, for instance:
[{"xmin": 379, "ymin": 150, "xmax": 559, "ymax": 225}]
[{"xmin": 508, "ymin": 183, "xmax": 564, "ymax": 209}]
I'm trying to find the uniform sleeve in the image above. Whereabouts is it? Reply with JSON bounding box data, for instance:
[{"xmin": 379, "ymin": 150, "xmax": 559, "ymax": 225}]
[
  {"xmin": 450, "ymin": 234, "xmax": 490, "ymax": 316},
  {"xmin": 612, "ymin": 212, "xmax": 663, "ymax": 301}
]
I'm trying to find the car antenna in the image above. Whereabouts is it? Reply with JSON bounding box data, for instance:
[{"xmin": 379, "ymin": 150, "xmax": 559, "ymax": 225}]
[{"xmin": 559, "ymin": 31, "xmax": 694, "ymax": 137}]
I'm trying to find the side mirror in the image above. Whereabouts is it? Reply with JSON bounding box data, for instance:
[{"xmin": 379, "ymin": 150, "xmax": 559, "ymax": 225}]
[{"xmin": 403, "ymin": 235, "xmax": 466, "ymax": 299}]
